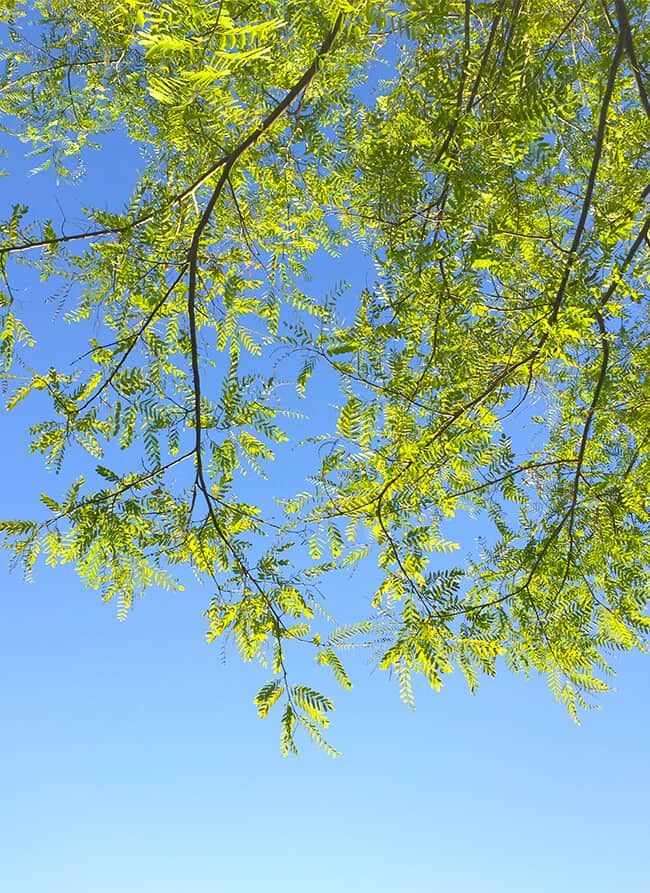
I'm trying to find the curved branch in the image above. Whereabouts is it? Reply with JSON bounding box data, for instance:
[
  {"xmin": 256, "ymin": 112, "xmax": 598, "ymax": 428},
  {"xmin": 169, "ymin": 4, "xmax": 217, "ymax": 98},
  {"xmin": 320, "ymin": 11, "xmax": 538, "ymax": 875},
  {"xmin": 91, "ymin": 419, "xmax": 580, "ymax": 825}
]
[
  {"xmin": 0, "ymin": 15, "xmax": 347, "ymax": 259},
  {"xmin": 184, "ymin": 13, "xmax": 348, "ymax": 645}
]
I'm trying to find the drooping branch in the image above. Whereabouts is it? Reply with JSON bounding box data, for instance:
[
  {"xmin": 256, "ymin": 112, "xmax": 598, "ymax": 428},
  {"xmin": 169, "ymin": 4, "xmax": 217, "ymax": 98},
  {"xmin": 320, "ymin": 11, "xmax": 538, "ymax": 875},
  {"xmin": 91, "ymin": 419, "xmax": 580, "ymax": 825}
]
[
  {"xmin": 182, "ymin": 12, "xmax": 348, "ymax": 640},
  {"xmin": 185, "ymin": 10, "xmax": 346, "ymax": 493},
  {"xmin": 566, "ymin": 310, "xmax": 610, "ymax": 543}
]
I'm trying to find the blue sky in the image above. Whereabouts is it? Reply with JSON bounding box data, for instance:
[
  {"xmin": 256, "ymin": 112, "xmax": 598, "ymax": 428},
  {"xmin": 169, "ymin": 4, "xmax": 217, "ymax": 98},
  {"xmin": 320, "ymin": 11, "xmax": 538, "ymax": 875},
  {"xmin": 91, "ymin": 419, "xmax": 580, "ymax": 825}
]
[
  {"xmin": 2, "ymin": 555, "xmax": 649, "ymax": 892},
  {"xmin": 2, "ymin": 32, "xmax": 650, "ymax": 893}
]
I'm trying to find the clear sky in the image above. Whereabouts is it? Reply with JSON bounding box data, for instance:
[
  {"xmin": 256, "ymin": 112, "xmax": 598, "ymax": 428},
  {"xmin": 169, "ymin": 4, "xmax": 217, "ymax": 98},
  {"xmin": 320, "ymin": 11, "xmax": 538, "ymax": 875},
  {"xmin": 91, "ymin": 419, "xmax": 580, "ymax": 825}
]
[{"xmin": 1, "ymin": 57, "xmax": 650, "ymax": 893}]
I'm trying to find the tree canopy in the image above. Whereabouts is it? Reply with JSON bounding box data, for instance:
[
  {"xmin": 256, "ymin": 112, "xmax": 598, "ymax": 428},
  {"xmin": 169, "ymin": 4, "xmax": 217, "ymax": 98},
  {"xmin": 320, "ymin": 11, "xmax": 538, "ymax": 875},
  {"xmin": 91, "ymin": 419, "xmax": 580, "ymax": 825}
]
[{"xmin": 1, "ymin": 0, "xmax": 649, "ymax": 753}]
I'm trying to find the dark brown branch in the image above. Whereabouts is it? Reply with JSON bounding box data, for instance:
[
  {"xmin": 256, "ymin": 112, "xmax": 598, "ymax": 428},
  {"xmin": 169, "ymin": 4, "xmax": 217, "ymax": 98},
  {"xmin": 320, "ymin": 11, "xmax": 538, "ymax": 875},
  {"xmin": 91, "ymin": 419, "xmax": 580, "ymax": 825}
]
[
  {"xmin": 77, "ymin": 265, "xmax": 188, "ymax": 413},
  {"xmin": 601, "ymin": 211, "xmax": 650, "ymax": 307},
  {"xmin": 1, "ymin": 15, "xmax": 346, "ymax": 259},
  {"xmin": 441, "ymin": 509, "xmax": 572, "ymax": 620},
  {"xmin": 556, "ymin": 310, "xmax": 611, "ymax": 594},
  {"xmin": 0, "ymin": 224, "xmax": 129, "ymax": 257},
  {"xmin": 375, "ymin": 490, "xmax": 434, "ymax": 618},
  {"xmin": 549, "ymin": 29, "xmax": 624, "ymax": 323},
  {"xmin": 313, "ymin": 344, "xmax": 443, "ymax": 414},
  {"xmin": 565, "ymin": 310, "xmax": 610, "ymax": 543},
  {"xmin": 444, "ymin": 458, "xmax": 579, "ymax": 501},
  {"xmin": 325, "ymin": 349, "xmax": 538, "ymax": 521},
  {"xmin": 186, "ymin": 8, "xmax": 348, "ymax": 487},
  {"xmin": 432, "ymin": 0, "xmax": 476, "ymax": 165},
  {"xmin": 614, "ymin": 0, "xmax": 650, "ymax": 119},
  {"xmin": 539, "ymin": 0, "xmax": 589, "ymax": 66},
  {"xmin": 549, "ymin": 35, "xmax": 623, "ymax": 323},
  {"xmin": 43, "ymin": 449, "xmax": 196, "ymax": 527},
  {"xmin": 184, "ymin": 14, "xmax": 347, "ymax": 643}
]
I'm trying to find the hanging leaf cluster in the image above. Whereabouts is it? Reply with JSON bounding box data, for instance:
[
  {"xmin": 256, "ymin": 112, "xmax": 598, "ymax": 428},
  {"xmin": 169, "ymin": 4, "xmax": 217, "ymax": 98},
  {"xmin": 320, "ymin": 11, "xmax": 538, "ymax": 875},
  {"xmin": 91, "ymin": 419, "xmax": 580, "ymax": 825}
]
[{"xmin": 1, "ymin": 0, "xmax": 649, "ymax": 752}]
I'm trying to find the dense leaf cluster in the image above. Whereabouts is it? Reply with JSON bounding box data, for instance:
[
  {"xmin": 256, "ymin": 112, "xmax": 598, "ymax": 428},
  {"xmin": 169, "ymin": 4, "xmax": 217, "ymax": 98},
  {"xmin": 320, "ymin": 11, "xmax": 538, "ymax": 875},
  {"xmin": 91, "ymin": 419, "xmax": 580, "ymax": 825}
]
[{"xmin": 1, "ymin": 0, "xmax": 649, "ymax": 752}]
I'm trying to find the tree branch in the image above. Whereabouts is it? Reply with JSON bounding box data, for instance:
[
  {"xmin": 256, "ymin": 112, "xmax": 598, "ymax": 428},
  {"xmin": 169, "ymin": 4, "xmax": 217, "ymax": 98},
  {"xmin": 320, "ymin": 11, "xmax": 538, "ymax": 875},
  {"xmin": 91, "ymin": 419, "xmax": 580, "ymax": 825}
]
[
  {"xmin": 77, "ymin": 265, "xmax": 188, "ymax": 413},
  {"xmin": 0, "ymin": 15, "xmax": 347, "ymax": 259},
  {"xmin": 613, "ymin": 0, "xmax": 650, "ymax": 119},
  {"xmin": 549, "ymin": 29, "xmax": 624, "ymax": 323}
]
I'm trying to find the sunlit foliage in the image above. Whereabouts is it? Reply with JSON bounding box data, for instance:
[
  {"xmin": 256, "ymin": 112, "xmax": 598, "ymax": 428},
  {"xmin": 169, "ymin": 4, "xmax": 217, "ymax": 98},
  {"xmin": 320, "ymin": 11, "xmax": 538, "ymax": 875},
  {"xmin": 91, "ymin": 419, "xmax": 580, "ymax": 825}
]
[{"xmin": 1, "ymin": 0, "xmax": 649, "ymax": 752}]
